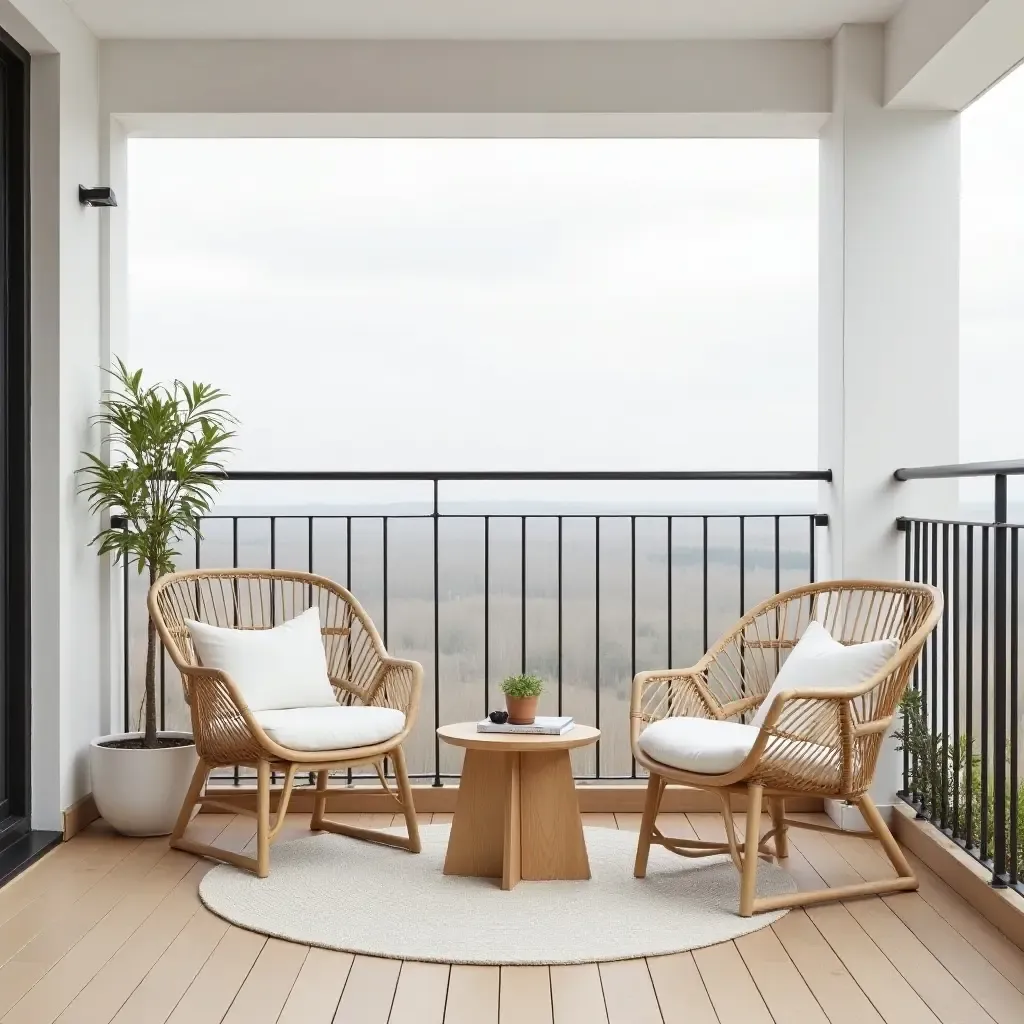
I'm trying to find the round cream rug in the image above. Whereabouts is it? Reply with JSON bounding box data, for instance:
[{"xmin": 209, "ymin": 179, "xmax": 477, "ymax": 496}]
[{"xmin": 199, "ymin": 825, "xmax": 796, "ymax": 964}]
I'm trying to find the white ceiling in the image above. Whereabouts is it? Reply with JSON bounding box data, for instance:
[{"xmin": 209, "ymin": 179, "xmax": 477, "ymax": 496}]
[{"xmin": 66, "ymin": 0, "xmax": 906, "ymax": 41}]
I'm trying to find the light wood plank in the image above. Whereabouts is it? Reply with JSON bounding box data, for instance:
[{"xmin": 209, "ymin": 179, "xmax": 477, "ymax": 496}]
[
  {"xmin": 277, "ymin": 948, "xmax": 351, "ymax": 1024},
  {"xmin": 3, "ymin": 847, "xmax": 208, "ymax": 1024},
  {"xmin": 388, "ymin": 961, "xmax": 449, "ymax": 1024},
  {"xmin": 849, "ymin": 834, "xmax": 1024, "ymax": 997},
  {"xmin": 444, "ymin": 966, "xmax": 499, "ymax": 1024},
  {"xmin": 883, "ymin": 894, "xmax": 1024, "ymax": 1024},
  {"xmin": 692, "ymin": 941, "xmax": 773, "ymax": 1024},
  {"xmin": 734, "ymin": 926, "xmax": 828, "ymax": 1023},
  {"xmin": 109, "ymin": 909, "xmax": 230, "ymax": 1024},
  {"xmin": 164, "ymin": 927, "xmax": 267, "ymax": 1024},
  {"xmin": 333, "ymin": 955, "xmax": 401, "ymax": 1024},
  {"xmin": 220, "ymin": 937, "xmax": 308, "ymax": 1024},
  {"xmin": 783, "ymin": 825, "xmax": 943, "ymax": 1024},
  {"xmin": 430, "ymin": 813, "xmax": 453, "ymax": 825},
  {"xmin": 598, "ymin": 958, "xmax": 662, "ymax": 1024},
  {"xmin": 549, "ymin": 964, "xmax": 608, "ymax": 1024},
  {"xmin": 53, "ymin": 861, "xmax": 215, "ymax": 1024},
  {"xmin": 645, "ymin": 952, "xmax": 717, "ymax": 1024},
  {"xmin": 580, "ymin": 813, "xmax": 617, "ymax": 829},
  {"xmin": 499, "ymin": 966, "xmax": 552, "ymax": 1024},
  {"xmin": 771, "ymin": 910, "xmax": 885, "ymax": 1024}
]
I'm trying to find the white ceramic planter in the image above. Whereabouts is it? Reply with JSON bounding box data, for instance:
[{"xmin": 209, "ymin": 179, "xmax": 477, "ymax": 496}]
[{"xmin": 90, "ymin": 731, "xmax": 198, "ymax": 836}]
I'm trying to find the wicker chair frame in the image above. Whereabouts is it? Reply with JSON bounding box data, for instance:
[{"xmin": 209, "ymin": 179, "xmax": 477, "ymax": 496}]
[
  {"xmin": 630, "ymin": 579, "xmax": 942, "ymax": 916},
  {"xmin": 148, "ymin": 568, "xmax": 423, "ymax": 877}
]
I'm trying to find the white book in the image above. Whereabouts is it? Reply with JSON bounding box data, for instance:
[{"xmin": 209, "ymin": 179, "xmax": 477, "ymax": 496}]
[{"xmin": 477, "ymin": 716, "xmax": 575, "ymax": 735}]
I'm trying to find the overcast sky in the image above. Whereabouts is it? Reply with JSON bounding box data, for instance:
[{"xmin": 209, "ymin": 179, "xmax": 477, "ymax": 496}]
[{"xmin": 126, "ymin": 63, "xmax": 1023, "ymax": 508}]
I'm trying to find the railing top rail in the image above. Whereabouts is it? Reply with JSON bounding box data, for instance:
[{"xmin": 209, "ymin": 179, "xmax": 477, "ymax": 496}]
[
  {"xmin": 210, "ymin": 469, "xmax": 833, "ymax": 482},
  {"xmin": 893, "ymin": 459, "xmax": 1024, "ymax": 481}
]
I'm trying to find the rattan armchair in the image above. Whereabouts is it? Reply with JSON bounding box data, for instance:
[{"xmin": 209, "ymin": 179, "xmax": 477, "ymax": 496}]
[
  {"xmin": 149, "ymin": 569, "xmax": 422, "ymax": 877},
  {"xmin": 630, "ymin": 579, "xmax": 941, "ymax": 916}
]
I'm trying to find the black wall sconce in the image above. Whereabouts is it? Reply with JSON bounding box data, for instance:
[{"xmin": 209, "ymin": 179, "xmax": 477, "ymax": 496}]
[{"xmin": 79, "ymin": 185, "xmax": 117, "ymax": 207}]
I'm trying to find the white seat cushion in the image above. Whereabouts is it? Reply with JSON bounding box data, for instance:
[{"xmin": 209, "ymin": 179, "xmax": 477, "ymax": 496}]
[
  {"xmin": 637, "ymin": 717, "xmax": 760, "ymax": 775},
  {"xmin": 750, "ymin": 620, "xmax": 898, "ymax": 728},
  {"xmin": 185, "ymin": 607, "xmax": 339, "ymax": 713},
  {"xmin": 253, "ymin": 706, "xmax": 406, "ymax": 752}
]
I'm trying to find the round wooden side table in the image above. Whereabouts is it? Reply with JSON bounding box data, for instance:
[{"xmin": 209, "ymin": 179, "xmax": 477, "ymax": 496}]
[{"xmin": 436, "ymin": 722, "xmax": 601, "ymax": 890}]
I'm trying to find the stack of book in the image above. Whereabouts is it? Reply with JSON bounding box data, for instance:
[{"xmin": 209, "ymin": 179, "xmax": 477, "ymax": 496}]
[{"xmin": 476, "ymin": 716, "xmax": 575, "ymax": 735}]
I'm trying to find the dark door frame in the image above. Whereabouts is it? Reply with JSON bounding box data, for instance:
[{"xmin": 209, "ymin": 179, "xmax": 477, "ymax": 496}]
[{"xmin": 0, "ymin": 26, "xmax": 32, "ymax": 831}]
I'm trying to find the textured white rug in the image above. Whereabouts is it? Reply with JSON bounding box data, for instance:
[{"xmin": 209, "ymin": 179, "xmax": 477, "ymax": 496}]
[{"xmin": 199, "ymin": 825, "xmax": 796, "ymax": 964}]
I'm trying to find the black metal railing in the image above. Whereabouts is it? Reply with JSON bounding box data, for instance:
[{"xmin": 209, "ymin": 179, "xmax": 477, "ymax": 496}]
[
  {"xmin": 895, "ymin": 459, "xmax": 1024, "ymax": 893},
  {"xmin": 117, "ymin": 470, "xmax": 829, "ymax": 787}
]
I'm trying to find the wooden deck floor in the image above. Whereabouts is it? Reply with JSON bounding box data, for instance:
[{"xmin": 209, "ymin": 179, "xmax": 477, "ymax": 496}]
[{"xmin": 0, "ymin": 810, "xmax": 1021, "ymax": 1023}]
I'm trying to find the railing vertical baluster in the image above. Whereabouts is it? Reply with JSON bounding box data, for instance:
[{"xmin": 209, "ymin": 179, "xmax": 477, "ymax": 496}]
[
  {"xmin": 941, "ymin": 522, "xmax": 950, "ymax": 831},
  {"xmin": 930, "ymin": 521, "xmax": 939, "ymax": 822},
  {"xmin": 702, "ymin": 517, "xmax": 709, "ymax": 652},
  {"xmin": 809, "ymin": 513, "xmax": 816, "ymax": 583},
  {"xmin": 903, "ymin": 520, "xmax": 912, "ymax": 796},
  {"xmin": 952, "ymin": 523, "xmax": 960, "ymax": 839},
  {"xmin": 233, "ymin": 517, "xmax": 239, "ymax": 787},
  {"xmin": 913, "ymin": 520, "xmax": 922, "ymax": 808},
  {"xmin": 966, "ymin": 524, "xmax": 974, "ymax": 850},
  {"xmin": 630, "ymin": 515, "xmax": 636, "ymax": 778},
  {"xmin": 993, "ymin": 474, "xmax": 1008, "ymax": 885},
  {"xmin": 667, "ymin": 517, "xmax": 673, "ymax": 669},
  {"xmin": 1011, "ymin": 526, "xmax": 1019, "ymax": 886},
  {"xmin": 981, "ymin": 524, "xmax": 990, "ymax": 863},
  {"xmin": 382, "ymin": 517, "xmax": 388, "ymax": 649},
  {"xmin": 485, "ymin": 515, "xmax": 490, "ymax": 719},
  {"xmin": 557, "ymin": 516, "xmax": 562, "ymax": 717},
  {"xmin": 920, "ymin": 523, "xmax": 930, "ymax": 816},
  {"xmin": 121, "ymin": 519, "xmax": 130, "ymax": 734},
  {"xmin": 739, "ymin": 516, "xmax": 746, "ymax": 697},
  {"xmin": 270, "ymin": 517, "xmax": 278, "ymax": 783},
  {"xmin": 521, "ymin": 516, "xmax": 527, "ymax": 674},
  {"xmin": 346, "ymin": 516, "xmax": 353, "ymax": 787},
  {"xmin": 595, "ymin": 516, "xmax": 601, "ymax": 778},
  {"xmin": 433, "ymin": 479, "xmax": 441, "ymax": 787}
]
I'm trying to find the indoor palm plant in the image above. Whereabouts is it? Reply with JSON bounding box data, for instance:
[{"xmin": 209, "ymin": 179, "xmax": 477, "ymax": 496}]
[{"xmin": 79, "ymin": 358, "xmax": 236, "ymax": 834}]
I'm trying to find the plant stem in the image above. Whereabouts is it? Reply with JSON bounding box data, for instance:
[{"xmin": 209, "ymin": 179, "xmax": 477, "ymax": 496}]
[{"xmin": 144, "ymin": 562, "xmax": 158, "ymax": 747}]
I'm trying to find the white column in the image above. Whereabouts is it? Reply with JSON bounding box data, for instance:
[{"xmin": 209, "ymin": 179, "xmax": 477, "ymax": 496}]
[{"xmin": 818, "ymin": 25, "xmax": 959, "ymax": 820}]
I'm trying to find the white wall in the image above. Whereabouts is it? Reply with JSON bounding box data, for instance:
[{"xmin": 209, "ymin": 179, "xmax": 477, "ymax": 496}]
[
  {"xmin": 99, "ymin": 39, "xmax": 830, "ymax": 121},
  {"xmin": 1, "ymin": 0, "xmax": 103, "ymax": 831},
  {"xmin": 818, "ymin": 25, "xmax": 959, "ymax": 815}
]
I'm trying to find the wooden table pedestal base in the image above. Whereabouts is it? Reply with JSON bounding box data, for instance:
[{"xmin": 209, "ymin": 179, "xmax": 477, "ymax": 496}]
[{"xmin": 443, "ymin": 748, "xmax": 590, "ymax": 890}]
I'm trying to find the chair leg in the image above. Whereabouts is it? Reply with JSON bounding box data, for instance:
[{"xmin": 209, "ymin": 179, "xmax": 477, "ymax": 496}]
[
  {"xmin": 741, "ymin": 792, "xmax": 918, "ymax": 916},
  {"xmin": 393, "ymin": 746, "xmax": 421, "ymax": 854},
  {"xmin": 739, "ymin": 783, "xmax": 763, "ymax": 917},
  {"xmin": 310, "ymin": 769, "xmax": 329, "ymax": 830},
  {"xmin": 256, "ymin": 760, "xmax": 271, "ymax": 878},
  {"xmin": 857, "ymin": 792, "xmax": 916, "ymax": 882},
  {"xmin": 769, "ymin": 796, "xmax": 789, "ymax": 859},
  {"xmin": 169, "ymin": 758, "xmax": 208, "ymax": 848},
  {"xmin": 314, "ymin": 749, "xmax": 421, "ymax": 854},
  {"xmin": 634, "ymin": 773, "xmax": 664, "ymax": 878}
]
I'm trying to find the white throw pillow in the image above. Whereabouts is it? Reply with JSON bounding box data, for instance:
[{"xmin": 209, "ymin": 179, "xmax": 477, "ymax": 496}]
[
  {"xmin": 185, "ymin": 606, "xmax": 339, "ymax": 713},
  {"xmin": 750, "ymin": 620, "xmax": 898, "ymax": 728}
]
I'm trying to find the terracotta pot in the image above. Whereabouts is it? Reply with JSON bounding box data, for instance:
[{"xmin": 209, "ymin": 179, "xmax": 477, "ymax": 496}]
[{"xmin": 505, "ymin": 695, "xmax": 538, "ymax": 725}]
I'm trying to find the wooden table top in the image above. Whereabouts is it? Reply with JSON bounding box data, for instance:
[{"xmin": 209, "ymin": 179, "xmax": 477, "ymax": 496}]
[{"xmin": 437, "ymin": 721, "xmax": 601, "ymax": 753}]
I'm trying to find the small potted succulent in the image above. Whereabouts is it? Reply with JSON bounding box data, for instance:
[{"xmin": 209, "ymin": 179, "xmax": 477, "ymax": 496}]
[{"xmin": 501, "ymin": 673, "xmax": 544, "ymax": 725}]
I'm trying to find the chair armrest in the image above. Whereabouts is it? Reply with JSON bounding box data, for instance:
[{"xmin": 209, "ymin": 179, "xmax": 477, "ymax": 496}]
[
  {"xmin": 178, "ymin": 667, "xmax": 267, "ymax": 764},
  {"xmin": 631, "ymin": 668, "xmax": 723, "ymax": 727},
  {"xmin": 365, "ymin": 657, "xmax": 423, "ymax": 724}
]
